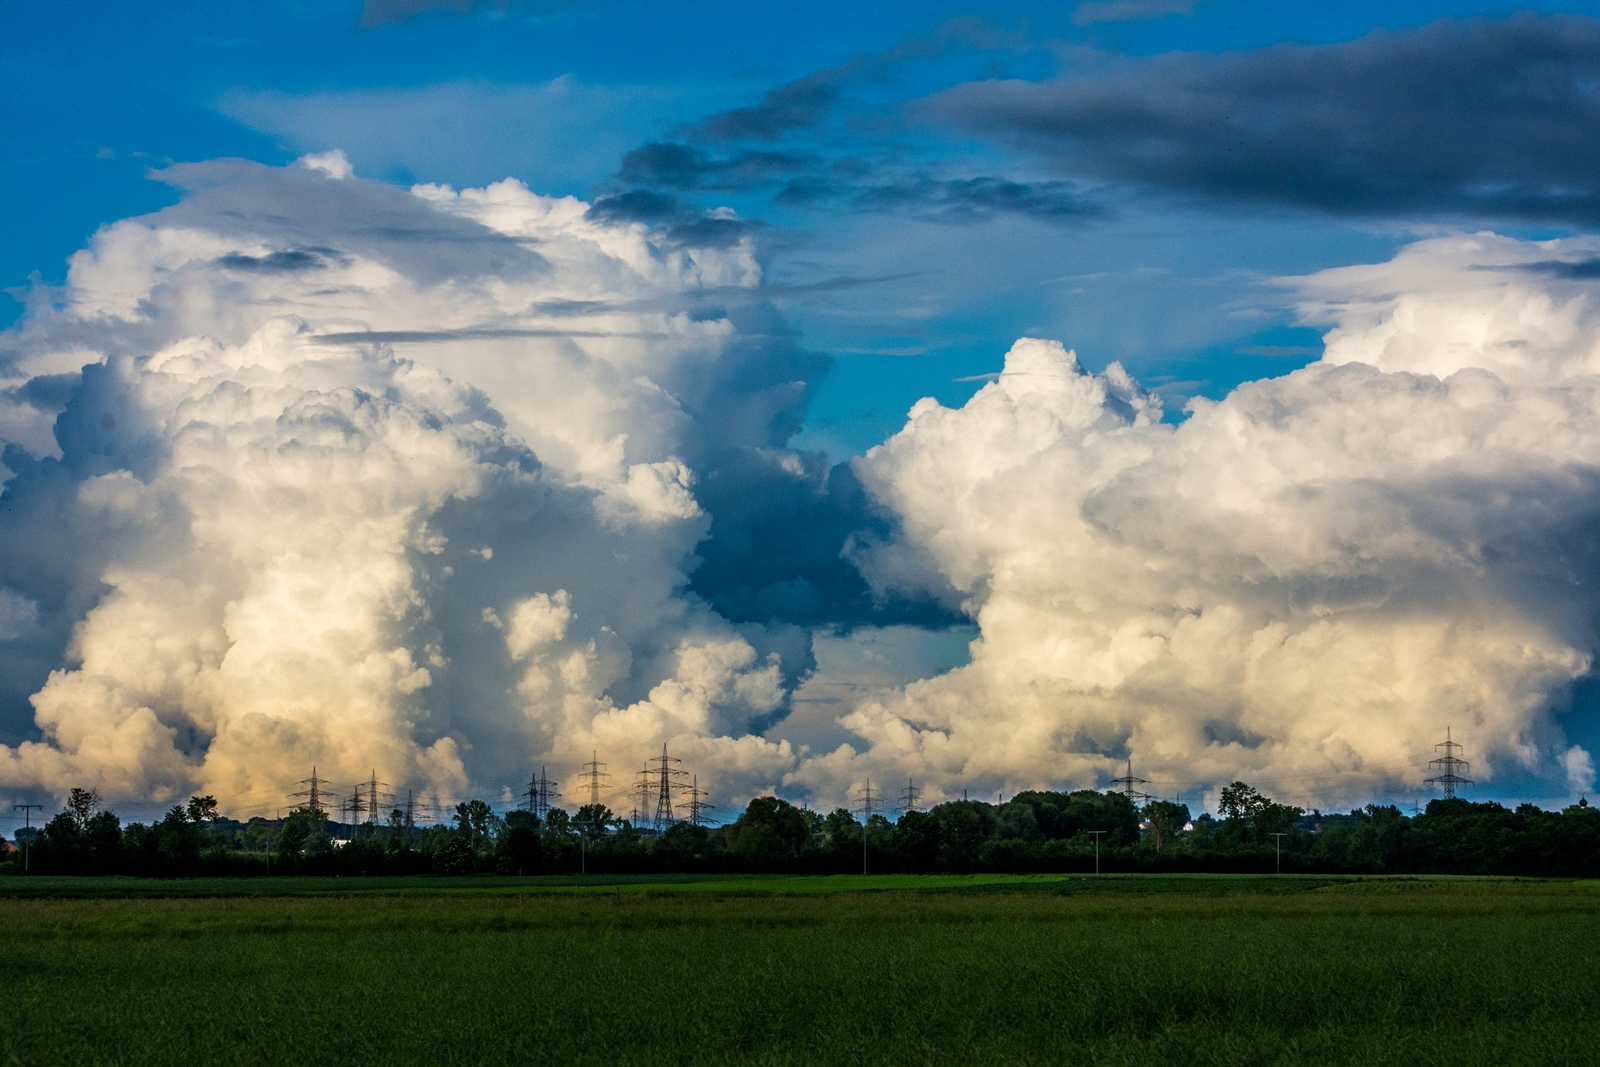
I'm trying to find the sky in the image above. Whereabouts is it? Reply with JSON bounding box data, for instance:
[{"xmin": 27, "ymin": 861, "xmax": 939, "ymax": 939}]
[{"xmin": 5, "ymin": 0, "xmax": 1600, "ymax": 824}]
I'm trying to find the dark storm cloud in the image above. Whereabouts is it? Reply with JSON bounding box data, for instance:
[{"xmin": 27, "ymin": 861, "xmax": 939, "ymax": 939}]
[
  {"xmin": 586, "ymin": 190, "xmax": 761, "ymax": 249},
  {"xmin": 854, "ymin": 176, "xmax": 1097, "ymax": 222},
  {"xmin": 684, "ymin": 72, "xmax": 842, "ymax": 143},
  {"xmin": 689, "ymin": 447, "xmax": 964, "ymax": 630},
  {"xmin": 617, "ymin": 143, "xmax": 815, "ymax": 192},
  {"xmin": 1519, "ymin": 259, "xmax": 1600, "ymax": 281},
  {"xmin": 932, "ymin": 14, "xmax": 1600, "ymax": 224},
  {"xmin": 215, "ymin": 248, "xmax": 348, "ymax": 274}
]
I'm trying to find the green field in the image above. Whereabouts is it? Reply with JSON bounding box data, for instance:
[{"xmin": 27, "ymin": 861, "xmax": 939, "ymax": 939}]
[{"xmin": 2, "ymin": 874, "xmax": 1596, "ymax": 1066}]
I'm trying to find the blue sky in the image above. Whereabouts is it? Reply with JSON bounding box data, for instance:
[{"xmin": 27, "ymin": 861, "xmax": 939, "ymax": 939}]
[{"xmin": 7, "ymin": 0, "xmax": 1594, "ymax": 456}]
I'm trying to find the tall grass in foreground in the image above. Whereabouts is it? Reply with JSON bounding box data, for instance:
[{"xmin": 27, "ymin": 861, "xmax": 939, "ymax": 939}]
[{"xmin": 2, "ymin": 879, "xmax": 1595, "ymax": 1066}]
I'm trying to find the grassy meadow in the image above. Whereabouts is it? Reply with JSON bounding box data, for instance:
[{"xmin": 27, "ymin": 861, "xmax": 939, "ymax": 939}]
[{"xmin": 1, "ymin": 874, "xmax": 1595, "ymax": 1066}]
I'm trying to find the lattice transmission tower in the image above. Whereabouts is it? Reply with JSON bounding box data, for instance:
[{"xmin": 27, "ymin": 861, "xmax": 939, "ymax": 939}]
[
  {"xmin": 856, "ymin": 778, "xmax": 880, "ymax": 875},
  {"xmin": 686, "ymin": 775, "xmax": 715, "ymax": 827},
  {"xmin": 1108, "ymin": 759, "xmax": 1154, "ymax": 803},
  {"xmin": 580, "ymin": 751, "xmax": 611, "ymax": 808},
  {"xmin": 289, "ymin": 767, "xmax": 332, "ymax": 813},
  {"xmin": 649, "ymin": 743, "xmax": 686, "ymax": 832},
  {"xmin": 523, "ymin": 766, "xmax": 562, "ymax": 820},
  {"xmin": 1425, "ymin": 727, "xmax": 1474, "ymax": 799},
  {"xmin": 898, "ymin": 778, "xmax": 921, "ymax": 816},
  {"xmin": 629, "ymin": 764, "xmax": 654, "ymax": 827},
  {"xmin": 362, "ymin": 770, "xmax": 392, "ymax": 824}
]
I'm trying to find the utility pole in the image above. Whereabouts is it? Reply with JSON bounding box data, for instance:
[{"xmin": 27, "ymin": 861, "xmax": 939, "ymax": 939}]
[
  {"xmin": 898, "ymin": 778, "xmax": 921, "ymax": 816},
  {"xmin": 13, "ymin": 803, "xmax": 41, "ymax": 873},
  {"xmin": 581, "ymin": 751, "xmax": 610, "ymax": 809},
  {"xmin": 649, "ymin": 744, "xmax": 685, "ymax": 832},
  {"xmin": 1087, "ymin": 830, "xmax": 1106, "ymax": 874},
  {"xmin": 856, "ymin": 779, "xmax": 880, "ymax": 875},
  {"xmin": 1425, "ymin": 727, "xmax": 1473, "ymax": 799},
  {"xmin": 1270, "ymin": 832, "xmax": 1287, "ymax": 874}
]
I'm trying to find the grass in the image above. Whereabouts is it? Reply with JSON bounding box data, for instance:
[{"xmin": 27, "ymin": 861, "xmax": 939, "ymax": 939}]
[{"xmin": 1, "ymin": 874, "xmax": 1596, "ymax": 1066}]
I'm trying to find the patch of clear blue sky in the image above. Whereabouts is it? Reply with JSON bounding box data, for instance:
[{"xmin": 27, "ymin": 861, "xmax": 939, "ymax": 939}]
[{"xmin": 3, "ymin": 0, "xmax": 1597, "ymax": 455}]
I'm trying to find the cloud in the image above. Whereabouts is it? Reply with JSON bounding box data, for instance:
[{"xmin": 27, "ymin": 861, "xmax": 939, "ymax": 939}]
[
  {"xmin": 356, "ymin": 0, "xmax": 590, "ymax": 28},
  {"xmin": 0, "ymin": 157, "xmax": 908, "ymax": 812},
  {"xmin": 831, "ymin": 233, "xmax": 1600, "ymax": 808},
  {"xmin": 220, "ymin": 80, "xmax": 689, "ymax": 193},
  {"xmin": 1071, "ymin": 0, "xmax": 1197, "ymax": 27},
  {"xmin": 932, "ymin": 14, "xmax": 1600, "ymax": 225}
]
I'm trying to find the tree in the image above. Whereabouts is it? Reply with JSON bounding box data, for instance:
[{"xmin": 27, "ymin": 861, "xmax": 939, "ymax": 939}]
[
  {"xmin": 66, "ymin": 787, "xmax": 101, "ymax": 830},
  {"xmin": 894, "ymin": 810, "xmax": 940, "ymax": 872},
  {"xmin": 725, "ymin": 797, "xmax": 810, "ymax": 867},
  {"xmin": 432, "ymin": 834, "xmax": 477, "ymax": 875},
  {"xmin": 1142, "ymin": 800, "xmax": 1191, "ymax": 853},
  {"xmin": 278, "ymin": 806, "xmax": 330, "ymax": 867},
  {"xmin": 454, "ymin": 800, "xmax": 496, "ymax": 848},
  {"xmin": 1218, "ymin": 782, "xmax": 1269, "ymax": 822},
  {"xmin": 185, "ymin": 795, "xmax": 219, "ymax": 825},
  {"xmin": 574, "ymin": 804, "xmax": 614, "ymax": 840},
  {"xmin": 495, "ymin": 823, "xmax": 542, "ymax": 874},
  {"xmin": 931, "ymin": 801, "xmax": 993, "ymax": 872}
]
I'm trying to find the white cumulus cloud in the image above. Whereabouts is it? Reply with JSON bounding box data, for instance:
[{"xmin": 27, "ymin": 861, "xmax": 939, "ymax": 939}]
[{"xmin": 829, "ymin": 234, "xmax": 1600, "ymax": 809}]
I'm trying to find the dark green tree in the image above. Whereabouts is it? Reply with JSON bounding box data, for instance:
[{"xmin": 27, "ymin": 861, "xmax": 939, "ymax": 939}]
[
  {"xmin": 185, "ymin": 795, "xmax": 219, "ymax": 826},
  {"xmin": 725, "ymin": 797, "xmax": 810, "ymax": 867},
  {"xmin": 1142, "ymin": 800, "xmax": 1191, "ymax": 853},
  {"xmin": 893, "ymin": 810, "xmax": 940, "ymax": 872},
  {"xmin": 454, "ymin": 799, "xmax": 496, "ymax": 848}
]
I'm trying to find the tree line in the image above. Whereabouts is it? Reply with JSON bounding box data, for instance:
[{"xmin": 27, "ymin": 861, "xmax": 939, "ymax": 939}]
[{"xmin": 5, "ymin": 782, "xmax": 1597, "ymax": 878}]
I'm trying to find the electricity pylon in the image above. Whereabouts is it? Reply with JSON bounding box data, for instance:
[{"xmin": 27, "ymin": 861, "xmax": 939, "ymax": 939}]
[
  {"xmin": 649, "ymin": 743, "xmax": 686, "ymax": 832},
  {"xmin": 289, "ymin": 767, "xmax": 331, "ymax": 813},
  {"xmin": 1426, "ymin": 727, "xmax": 1474, "ymax": 799},
  {"xmin": 523, "ymin": 766, "xmax": 562, "ymax": 819},
  {"xmin": 1107, "ymin": 759, "xmax": 1154, "ymax": 803},
  {"xmin": 630, "ymin": 764, "xmax": 654, "ymax": 827},
  {"xmin": 856, "ymin": 779, "xmax": 880, "ymax": 875},
  {"xmin": 362, "ymin": 770, "xmax": 392, "ymax": 824},
  {"xmin": 580, "ymin": 751, "xmax": 611, "ymax": 808},
  {"xmin": 898, "ymin": 778, "xmax": 921, "ymax": 815},
  {"xmin": 686, "ymin": 775, "xmax": 715, "ymax": 827}
]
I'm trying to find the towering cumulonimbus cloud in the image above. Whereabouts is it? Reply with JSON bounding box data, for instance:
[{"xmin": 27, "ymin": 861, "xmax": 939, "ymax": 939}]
[
  {"xmin": 3, "ymin": 154, "xmax": 1599, "ymax": 816},
  {"xmin": 827, "ymin": 233, "xmax": 1600, "ymax": 809},
  {"xmin": 0, "ymin": 152, "xmax": 817, "ymax": 813}
]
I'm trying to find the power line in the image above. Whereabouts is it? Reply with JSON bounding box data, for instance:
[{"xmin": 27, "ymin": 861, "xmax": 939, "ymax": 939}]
[{"xmin": 897, "ymin": 778, "xmax": 921, "ymax": 816}]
